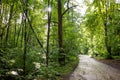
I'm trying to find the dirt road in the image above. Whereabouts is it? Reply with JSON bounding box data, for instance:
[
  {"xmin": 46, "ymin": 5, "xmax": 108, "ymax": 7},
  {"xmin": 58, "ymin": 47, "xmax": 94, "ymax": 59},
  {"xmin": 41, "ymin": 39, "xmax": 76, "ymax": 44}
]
[{"xmin": 69, "ymin": 55, "xmax": 120, "ymax": 80}]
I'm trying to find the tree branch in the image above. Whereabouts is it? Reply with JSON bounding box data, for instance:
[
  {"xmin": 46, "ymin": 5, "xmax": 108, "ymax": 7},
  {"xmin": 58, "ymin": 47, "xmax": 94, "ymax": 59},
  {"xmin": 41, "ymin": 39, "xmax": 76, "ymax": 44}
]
[{"xmin": 62, "ymin": 5, "xmax": 78, "ymax": 16}]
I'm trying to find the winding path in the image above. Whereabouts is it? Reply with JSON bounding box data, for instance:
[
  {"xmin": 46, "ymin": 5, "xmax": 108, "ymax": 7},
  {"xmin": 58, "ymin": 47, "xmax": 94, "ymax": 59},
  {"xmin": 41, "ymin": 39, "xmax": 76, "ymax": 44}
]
[{"xmin": 69, "ymin": 55, "xmax": 120, "ymax": 80}]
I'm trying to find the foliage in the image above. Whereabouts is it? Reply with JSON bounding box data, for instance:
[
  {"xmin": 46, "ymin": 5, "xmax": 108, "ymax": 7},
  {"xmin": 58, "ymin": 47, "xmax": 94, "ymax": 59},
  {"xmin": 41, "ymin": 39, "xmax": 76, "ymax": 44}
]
[
  {"xmin": 0, "ymin": 0, "xmax": 120, "ymax": 79},
  {"xmin": 82, "ymin": 0, "xmax": 120, "ymax": 58},
  {"xmin": 0, "ymin": 0, "xmax": 80, "ymax": 79}
]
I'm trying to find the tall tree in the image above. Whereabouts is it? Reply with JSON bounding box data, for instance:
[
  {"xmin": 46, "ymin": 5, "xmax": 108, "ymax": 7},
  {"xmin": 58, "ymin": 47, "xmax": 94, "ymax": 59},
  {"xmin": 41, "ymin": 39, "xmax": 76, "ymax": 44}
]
[
  {"xmin": 58, "ymin": 0, "xmax": 63, "ymax": 51},
  {"xmin": 57, "ymin": 0, "xmax": 64, "ymax": 65},
  {"xmin": 46, "ymin": 0, "xmax": 52, "ymax": 66}
]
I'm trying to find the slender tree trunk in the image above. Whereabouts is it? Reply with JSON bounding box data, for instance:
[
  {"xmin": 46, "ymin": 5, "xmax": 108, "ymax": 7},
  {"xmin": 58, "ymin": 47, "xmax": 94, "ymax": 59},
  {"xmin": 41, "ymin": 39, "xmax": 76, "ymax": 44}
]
[
  {"xmin": 0, "ymin": 0, "xmax": 2, "ymax": 46},
  {"xmin": 14, "ymin": 19, "xmax": 17, "ymax": 46},
  {"xmin": 104, "ymin": 22, "xmax": 112, "ymax": 58},
  {"xmin": 104, "ymin": 1, "xmax": 112, "ymax": 58},
  {"xmin": 5, "ymin": 3, "xmax": 14, "ymax": 44},
  {"xmin": 23, "ymin": 18, "xmax": 27, "ymax": 77},
  {"xmin": 20, "ymin": 16, "xmax": 24, "ymax": 47},
  {"xmin": 16, "ymin": 25, "xmax": 22, "ymax": 47},
  {"xmin": 91, "ymin": 35, "xmax": 94, "ymax": 55},
  {"xmin": 46, "ymin": 0, "xmax": 51, "ymax": 66},
  {"xmin": 20, "ymin": 0, "xmax": 28, "ymax": 77}
]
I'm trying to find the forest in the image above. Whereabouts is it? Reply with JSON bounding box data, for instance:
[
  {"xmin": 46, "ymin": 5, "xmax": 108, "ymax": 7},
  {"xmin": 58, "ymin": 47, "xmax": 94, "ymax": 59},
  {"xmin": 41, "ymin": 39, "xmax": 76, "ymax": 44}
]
[{"xmin": 0, "ymin": 0, "xmax": 120, "ymax": 80}]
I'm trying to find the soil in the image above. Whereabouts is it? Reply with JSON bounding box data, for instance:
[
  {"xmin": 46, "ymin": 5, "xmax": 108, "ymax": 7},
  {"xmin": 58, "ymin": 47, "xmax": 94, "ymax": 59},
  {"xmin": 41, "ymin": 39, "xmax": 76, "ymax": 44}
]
[{"xmin": 97, "ymin": 59, "xmax": 120, "ymax": 71}]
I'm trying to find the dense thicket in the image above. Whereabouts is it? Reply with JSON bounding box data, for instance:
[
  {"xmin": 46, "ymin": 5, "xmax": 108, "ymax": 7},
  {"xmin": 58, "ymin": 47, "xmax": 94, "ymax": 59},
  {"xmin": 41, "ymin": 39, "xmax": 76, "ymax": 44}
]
[{"xmin": 0, "ymin": 0, "xmax": 80, "ymax": 79}]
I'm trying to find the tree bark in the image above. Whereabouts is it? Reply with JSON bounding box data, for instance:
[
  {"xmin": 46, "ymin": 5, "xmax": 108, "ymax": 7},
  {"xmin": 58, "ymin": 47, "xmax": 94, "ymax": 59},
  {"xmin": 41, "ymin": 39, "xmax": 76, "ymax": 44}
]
[
  {"xmin": 46, "ymin": 0, "xmax": 52, "ymax": 66},
  {"xmin": 58, "ymin": 0, "xmax": 66, "ymax": 65},
  {"xmin": 0, "ymin": 0, "xmax": 2, "ymax": 45},
  {"xmin": 58, "ymin": 0, "xmax": 63, "ymax": 50},
  {"xmin": 23, "ymin": 16, "xmax": 27, "ymax": 77}
]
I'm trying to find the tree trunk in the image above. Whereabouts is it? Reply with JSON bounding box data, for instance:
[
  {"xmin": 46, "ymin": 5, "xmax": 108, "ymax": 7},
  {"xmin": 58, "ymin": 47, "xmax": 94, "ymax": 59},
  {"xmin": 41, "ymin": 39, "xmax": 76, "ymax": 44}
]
[
  {"xmin": 46, "ymin": 0, "xmax": 52, "ymax": 66},
  {"xmin": 5, "ymin": 3, "xmax": 14, "ymax": 44},
  {"xmin": 0, "ymin": 0, "xmax": 2, "ymax": 45},
  {"xmin": 104, "ymin": 1, "xmax": 112, "ymax": 58},
  {"xmin": 104, "ymin": 22, "xmax": 112, "ymax": 58},
  {"xmin": 23, "ymin": 17, "xmax": 27, "ymax": 77},
  {"xmin": 58, "ymin": 0, "xmax": 62, "ymax": 49},
  {"xmin": 21, "ymin": 0, "xmax": 28, "ymax": 77},
  {"xmin": 14, "ymin": 19, "xmax": 17, "ymax": 46},
  {"xmin": 16, "ymin": 25, "xmax": 22, "ymax": 47},
  {"xmin": 58, "ymin": 0, "xmax": 65, "ymax": 65}
]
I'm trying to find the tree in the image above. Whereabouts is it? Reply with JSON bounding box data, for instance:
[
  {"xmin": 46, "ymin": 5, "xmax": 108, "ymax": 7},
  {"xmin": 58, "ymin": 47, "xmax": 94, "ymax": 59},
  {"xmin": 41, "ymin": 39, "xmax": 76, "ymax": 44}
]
[
  {"xmin": 83, "ymin": 0, "xmax": 120, "ymax": 58},
  {"xmin": 46, "ymin": 0, "xmax": 52, "ymax": 66}
]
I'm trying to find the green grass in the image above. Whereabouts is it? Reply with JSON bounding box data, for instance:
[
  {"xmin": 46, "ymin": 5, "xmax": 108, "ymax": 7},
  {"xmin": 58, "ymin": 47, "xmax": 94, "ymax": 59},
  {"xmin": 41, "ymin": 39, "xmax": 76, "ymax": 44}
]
[{"xmin": 94, "ymin": 55, "xmax": 120, "ymax": 60}]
